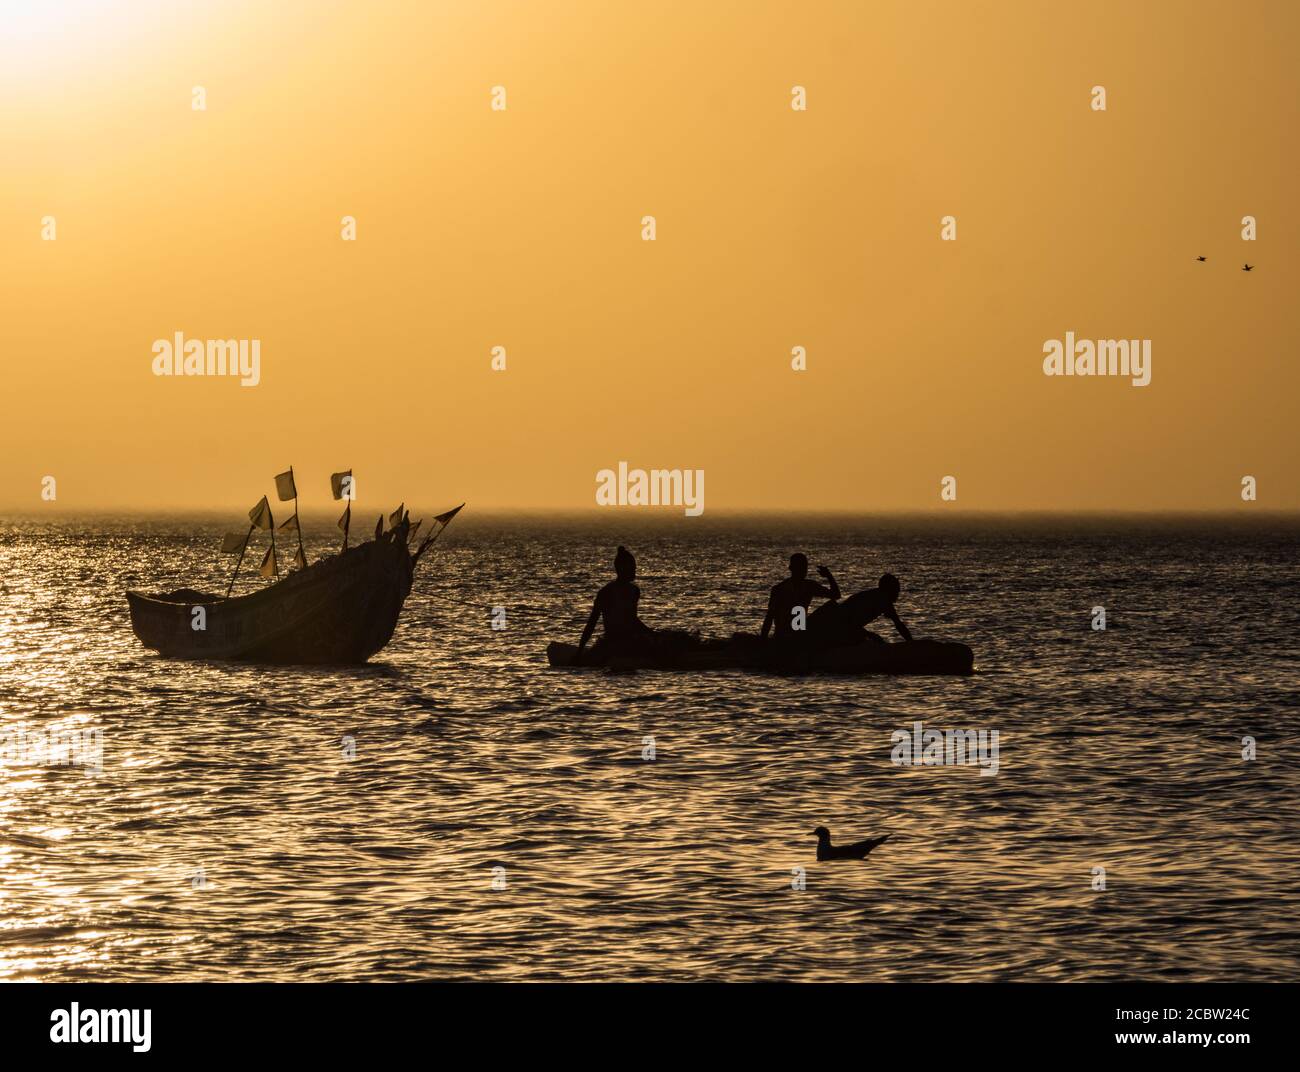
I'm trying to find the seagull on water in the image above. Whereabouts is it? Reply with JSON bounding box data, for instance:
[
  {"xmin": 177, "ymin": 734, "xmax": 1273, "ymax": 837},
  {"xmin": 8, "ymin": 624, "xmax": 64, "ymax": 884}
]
[{"xmin": 814, "ymin": 826, "xmax": 890, "ymax": 861}]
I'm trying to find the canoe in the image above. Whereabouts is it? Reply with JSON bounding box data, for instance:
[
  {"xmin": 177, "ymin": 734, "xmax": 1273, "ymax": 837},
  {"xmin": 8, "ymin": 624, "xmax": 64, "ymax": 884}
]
[
  {"xmin": 126, "ymin": 534, "xmax": 413, "ymax": 664},
  {"xmin": 546, "ymin": 635, "xmax": 975, "ymax": 676}
]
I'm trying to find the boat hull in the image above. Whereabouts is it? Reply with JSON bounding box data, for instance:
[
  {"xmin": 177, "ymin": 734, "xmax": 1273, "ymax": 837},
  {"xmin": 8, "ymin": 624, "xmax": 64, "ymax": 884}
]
[
  {"xmin": 126, "ymin": 536, "xmax": 413, "ymax": 664},
  {"xmin": 545, "ymin": 636, "xmax": 975, "ymax": 676}
]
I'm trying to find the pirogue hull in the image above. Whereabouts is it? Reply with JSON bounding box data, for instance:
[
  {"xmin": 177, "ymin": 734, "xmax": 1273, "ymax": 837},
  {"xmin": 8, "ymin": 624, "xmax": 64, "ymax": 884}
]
[
  {"xmin": 546, "ymin": 636, "xmax": 975, "ymax": 676},
  {"xmin": 127, "ymin": 536, "xmax": 413, "ymax": 664}
]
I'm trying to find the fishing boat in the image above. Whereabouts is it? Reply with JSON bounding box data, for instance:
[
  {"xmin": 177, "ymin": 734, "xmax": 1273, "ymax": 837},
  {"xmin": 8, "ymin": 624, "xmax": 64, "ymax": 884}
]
[
  {"xmin": 546, "ymin": 634, "xmax": 974, "ymax": 676},
  {"xmin": 126, "ymin": 467, "xmax": 462, "ymax": 664}
]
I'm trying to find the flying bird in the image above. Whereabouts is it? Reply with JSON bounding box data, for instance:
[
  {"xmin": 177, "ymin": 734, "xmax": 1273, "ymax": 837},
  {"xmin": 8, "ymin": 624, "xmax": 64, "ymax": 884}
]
[
  {"xmin": 1243, "ymin": 263, "xmax": 1254, "ymax": 272},
  {"xmin": 1196, "ymin": 256, "xmax": 1206, "ymax": 262},
  {"xmin": 814, "ymin": 826, "xmax": 890, "ymax": 861}
]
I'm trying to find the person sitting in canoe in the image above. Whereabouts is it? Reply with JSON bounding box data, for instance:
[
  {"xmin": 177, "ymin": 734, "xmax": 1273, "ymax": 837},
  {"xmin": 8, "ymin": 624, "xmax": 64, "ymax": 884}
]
[
  {"xmin": 572, "ymin": 545, "xmax": 655, "ymax": 664},
  {"xmin": 810, "ymin": 572, "xmax": 913, "ymax": 647},
  {"xmin": 761, "ymin": 553, "xmax": 840, "ymax": 642}
]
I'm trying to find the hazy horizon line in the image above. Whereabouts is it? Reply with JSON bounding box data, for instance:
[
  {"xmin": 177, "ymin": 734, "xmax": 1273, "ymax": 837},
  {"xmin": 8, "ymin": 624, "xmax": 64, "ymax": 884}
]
[{"xmin": 4, "ymin": 506, "xmax": 1297, "ymax": 519}]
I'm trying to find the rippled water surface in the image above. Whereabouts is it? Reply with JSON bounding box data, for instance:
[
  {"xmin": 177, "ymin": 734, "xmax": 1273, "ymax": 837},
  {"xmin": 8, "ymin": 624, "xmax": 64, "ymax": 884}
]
[{"xmin": 1, "ymin": 514, "xmax": 1297, "ymax": 981}]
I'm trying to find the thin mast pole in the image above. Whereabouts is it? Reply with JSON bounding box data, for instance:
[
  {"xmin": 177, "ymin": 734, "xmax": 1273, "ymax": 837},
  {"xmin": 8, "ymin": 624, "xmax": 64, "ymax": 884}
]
[
  {"xmin": 269, "ymin": 503, "xmax": 278, "ymax": 579},
  {"xmin": 291, "ymin": 465, "xmax": 305, "ymax": 567},
  {"xmin": 412, "ymin": 512, "xmax": 457, "ymax": 569},
  {"xmin": 341, "ymin": 470, "xmax": 352, "ymax": 551},
  {"xmin": 225, "ymin": 524, "xmax": 255, "ymax": 599}
]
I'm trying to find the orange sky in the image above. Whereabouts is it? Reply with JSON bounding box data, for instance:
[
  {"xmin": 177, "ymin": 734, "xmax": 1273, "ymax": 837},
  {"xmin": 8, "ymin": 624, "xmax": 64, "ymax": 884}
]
[{"xmin": 2, "ymin": 0, "xmax": 1296, "ymax": 513}]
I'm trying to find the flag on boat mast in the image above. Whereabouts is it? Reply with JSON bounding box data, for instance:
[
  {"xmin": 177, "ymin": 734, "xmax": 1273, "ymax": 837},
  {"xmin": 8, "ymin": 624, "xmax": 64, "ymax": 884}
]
[
  {"xmin": 274, "ymin": 466, "xmax": 307, "ymax": 570},
  {"xmin": 259, "ymin": 545, "xmax": 277, "ymax": 579},
  {"xmin": 274, "ymin": 469, "xmax": 297, "ymax": 502},
  {"xmin": 249, "ymin": 496, "xmax": 273, "ymax": 530},
  {"xmin": 412, "ymin": 503, "xmax": 465, "ymax": 565},
  {"xmin": 248, "ymin": 496, "xmax": 277, "ymax": 578},
  {"xmin": 331, "ymin": 469, "xmax": 353, "ymax": 550},
  {"xmin": 389, "ymin": 502, "xmax": 405, "ymax": 530}
]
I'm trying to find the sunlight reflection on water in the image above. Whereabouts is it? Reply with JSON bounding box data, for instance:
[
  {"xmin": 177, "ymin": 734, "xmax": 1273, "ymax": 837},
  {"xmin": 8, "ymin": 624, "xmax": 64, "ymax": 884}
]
[{"xmin": 0, "ymin": 514, "xmax": 1297, "ymax": 980}]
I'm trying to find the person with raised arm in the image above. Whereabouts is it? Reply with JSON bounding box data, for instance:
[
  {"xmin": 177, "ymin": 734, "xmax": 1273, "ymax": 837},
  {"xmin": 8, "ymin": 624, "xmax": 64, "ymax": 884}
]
[{"xmin": 761, "ymin": 553, "xmax": 840, "ymax": 641}]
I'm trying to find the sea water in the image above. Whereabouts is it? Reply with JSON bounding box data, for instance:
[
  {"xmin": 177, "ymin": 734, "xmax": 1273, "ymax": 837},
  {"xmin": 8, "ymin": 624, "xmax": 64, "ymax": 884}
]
[{"xmin": 0, "ymin": 513, "xmax": 1296, "ymax": 981}]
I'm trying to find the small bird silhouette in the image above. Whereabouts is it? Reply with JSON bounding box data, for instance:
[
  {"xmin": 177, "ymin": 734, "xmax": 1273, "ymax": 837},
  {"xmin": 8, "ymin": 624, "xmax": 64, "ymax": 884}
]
[
  {"xmin": 814, "ymin": 826, "xmax": 890, "ymax": 861},
  {"xmin": 1196, "ymin": 255, "xmax": 1207, "ymax": 262},
  {"xmin": 1243, "ymin": 263, "xmax": 1254, "ymax": 272}
]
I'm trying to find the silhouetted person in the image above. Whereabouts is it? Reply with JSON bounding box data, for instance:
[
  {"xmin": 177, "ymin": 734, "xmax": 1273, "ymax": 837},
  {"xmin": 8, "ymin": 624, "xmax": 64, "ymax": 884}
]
[
  {"xmin": 761, "ymin": 553, "xmax": 839, "ymax": 641},
  {"xmin": 573, "ymin": 546, "xmax": 653, "ymax": 664},
  {"xmin": 811, "ymin": 572, "xmax": 913, "ymax": 647}
]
